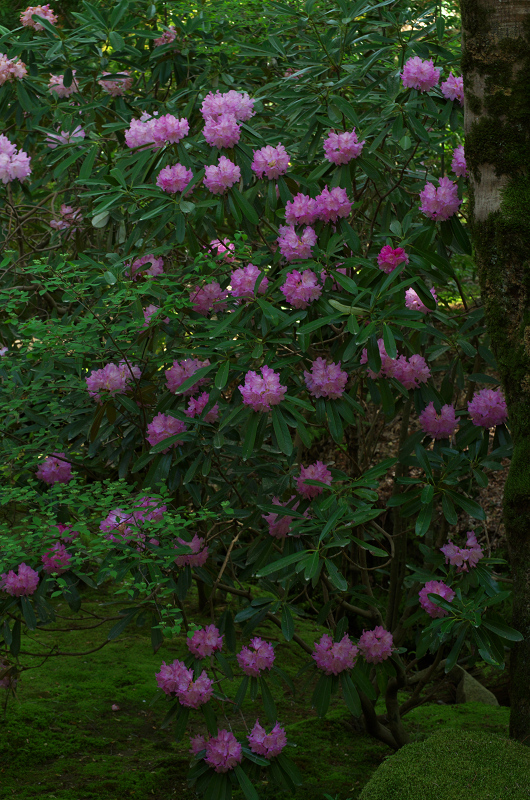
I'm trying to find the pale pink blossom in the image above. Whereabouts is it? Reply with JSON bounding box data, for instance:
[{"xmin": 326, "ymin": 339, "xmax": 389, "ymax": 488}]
[
  {"xmin": 165, "ymin": 358, "xmax": 210, "ymax": 395},
  {"xmin": 176, "ymin": 669, "xmax": 214, "ymax": 708},
  {"xmin": 1, "ymin": 563, "xmax": 39, "ymax": 596},
  {"xmin": 126, "ymin": 254, "xmax": 164, "ymax": 280},
  {"xmin": 248, "ymin": 720, "xmax": 287, "ymax": 758},
  {"xmin": 187, "ymin": 625, "xmax": 223, "ymax": 658},
  {"xmin": 280, "ymin": 268, "xmax": 321, "ymax": 307},
  {"xmin": 237, "ymin": 637, "xmax": 275, "ymax": 677},
  {"xmin": 154, "ymin": 27, "xmax": 177, "ymax": 47},
  {"xmin": 419, "ymin": 177, "xmax": 461, "ymax": 221},
  {"xmin": 49, "ymin": 204, "xmax": 82, "ymax": 232},
  {"xmin": 45, "ymin": 126, "xmax": 86, "ymax": 149},
  {"xmin": 451, "ymin": 145, "xmax": 467, "ymax": 177},
  {"xmin": 467, "ymin": 388, "xmax": 508, "ymax": 427},
  {"xmin": 124, "ymin": 116, "xmax": 158, "ymax": 150},
  {"xmin": 205, "ymin": 730, "xmax": 243, "ymax": 773},
  {"xmin": 405, "ymin": 287, "xmax": 438, "ymax": 313},
  {"xmin": 323, "ymin": 129, "xmax": 365, "ymax": 164},
  {"xmin": 239, "ymin": 366, "xmax": 287, "ymax": 412},
  {"xmin": 440, "ymin": 531, "xmax": 483, "ymax": 572},
  {"xmin": 263, "ymin": 496, "xmax": 303, "ymax": 539},
  {"xmin": 209, "ymin": 238, "xmax": 235, "ymax": 261},
  {"xmin": 285, "ymin": 193, "xmax": 319, "ymax": 226},
  {"xmin": 98, "ymin": 71, "xmax": 133, "ymax": 96},
  {"xmin": 0, "ymin": 54, "xmax": 27, "ymax": 85},
  {"xmin": 184, "ymin": 392, "xmax": 219, "ymax": 422},
  {"xmin": 0, "ymin": 135, "xmax": 31, "ymax": 183},
  {"xmin": 203, "ymin": 113, "xmax": 241, "ymax": 148},
  {"xmin": 175, "ymin": 534, "xmax": 209, "ymax": 567},
  {"xmin": 419, "ymin": 580, "xmax": 455, "ymax": 618},
  {"xmin": 401, "ymin": 57, "xmax": 440, "ymax": 92},
  {"xmin": 315, "ymin": 185, "xmax": 352, "ymax": 223},
  {"xmin": 230, "ymin": 263, "xmax": 269, "ymax": 299},
  {"xmin": 156, "ymin": 163, "xmax": 193, "ymax": 193},
  {"xmin": 251, "ymin": 144, "xmax": 290, "ymax": 179},
  {"xmin": 201, "ymin": 90, "xmax": 254, "ymax": 122},
  {"xmin": 42, "ymin": 542, "xmax": 71, "ymax": 574},
  {"xmin": 146, "ymin": 413, "xmax": 186, "ymax": 452},
  {"xmin": 304, "ymin": 358, "xmax": 348, "ymax": 399},
  {"xmin": 377, "ymin": 245, "xmax": 409, "ymax": 274},
  {"xmin": 48, "ymin": 71, "xmax": 78, "ymax": 98},
  {"xmin": 358, "ymin": 626, "xmax": 393, "ymax": 664},
  {"xmin": 313, "ymin": 634, "xmax": 358, "ymax": 675},
  {"xmin": 203, "ymin": 156, "xmax": 241, "ymax": 194},
  {"xmin": 85, "ymin": 360, "xmax": 141, "ymax": 404},
  {"xmin": 441, "ymin": 73, "xmax": 464, "ymax": 105},
  {"xmin": 36, "ymin": 452, "xmax": 73, "ymax": 484},
  {"xmin": 153, "ymin": 114, "xmax": 189, "ymax": 145},
  {"xmin": 189, "ymin": 282, "xmax": 228, "ymax": 315},
  {"xmin": 392, "ymin": 354, "xmax": 431, "ymax": 390},
  {"xmin": 419, "ymin": 402, "xmax": 458, "ymax": 439},
  {"xmin": 20, "ymin": 4, "xmax": 57, "ymax": 29},
  {"xmin": 296, "ymin": 461, "xmax": 332, "ymax": 499}
]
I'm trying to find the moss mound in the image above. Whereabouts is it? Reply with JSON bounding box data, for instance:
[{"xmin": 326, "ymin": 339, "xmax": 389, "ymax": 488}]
[{"xmin": 359, "ymin": 729, "xmax": 530, "ymax": 800}]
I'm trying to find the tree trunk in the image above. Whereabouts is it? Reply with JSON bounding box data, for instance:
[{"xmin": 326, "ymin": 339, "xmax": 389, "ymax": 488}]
[{"xmin": 460, "ymin": 0, "xmax": 530, "ymax": 743}]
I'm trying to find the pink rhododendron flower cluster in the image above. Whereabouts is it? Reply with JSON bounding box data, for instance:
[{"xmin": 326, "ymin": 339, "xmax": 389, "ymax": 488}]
[
  {"xmin": 1, "ymin": 563, "xmax": 39, "ymax": 596},
  {"xmin": 405, "ymin": 287, "xmax": 438, "ymax": 313},
  {"xmin": 53, "ymin": 523, "xmax": 78, "ymax": 543},
  {"xmin": 360, "ymin": 340, "xmax": 431, "ymax": 389},
  {"xmin": 419, "ymin": 580, "xmax": 455, "ymax": 618},
  {"xmin": 239, "ymin": 366, "xmax": 287, "ymax": 412},
  {"xmin": 143, "ymin": 304, "xmax": 169, "ymax": 327},
  {"xmin": 230, "ymin": 263, "xmax": 269, "ymax": 299},
  {"xmin": 203, "ymin": 113, "xmax": 241, "ymax": 148},
  {"xmin": 304, "ymin": 357, "xmax": 348, "ymax": 399},
  {"xmin": 297, "ymin": 461, "xmax": 332, "ymax": 499},
  {"xmin": 156, "ymin": 163, "xmax": 193, "ymax": 193},
  {"xmin": 419, "ymin": 177, "xmax": 461, "ymax": 221},
  {"xmin": 0, "ymin": 660, "xmax": 16, "ymax": 690},
  {"xmin": 203, "ymin": 156, "xmax": 241, "ymax": 194},
  {"xmin": 237, "ymin": 637, "xmax": 275, "ymax": 677},
  {"xmin": 248, "ymin": 720, "xmax": 287, "ymax": 758},
  {"xmin": 315, "ymin": 185, "xmax": 352, "ymax": 223},
  {"xmin": 49, "ymin": 204, "xmax": 82, "ymax": 231},
  {"xmin": 184, "ymin": 392, "xmax": 219, "ymax": 422},
  {"xmin": 98, "ymin": 71, "xmax": 133, "ymax": 96},
  {"xmin": 165, "ymin": 358, "xmax": 211, "ymax": 395},
  {"xmin": 0, "ymin": 346, "xmax": 7, "ymax": 357},
  {"xmin": 360, "ymin": 338, "xmax": 395, "ymax": 379},
  {"xmin": 441, "ymin": 72, "xmax": 464, "ymax": 105},
  {"xmin": 146, "ymin": 413, "xmax": 187, "ymax": 452},
  {"xmin": 285, "ymin": 193, "xmax": 319, "ymax": 226},
  {"xmin": 187, "ymin": 625, "xmax": 223, "ymax": 658},
  {"xmin": 358, "ymin": 626, "xmax": 393, "ymax": 664},
  {"xmin": 36, "ymin": 452, "xmax": 73, "ymax": 484},
  {"xmin": 312, "ymin": 634, "xmax": 358, "ymax": 675},
  {"xmin": 467, "ymin": 388, "xmax": 508, "ymax": 427},
  {"xmin": 175, "ymin": 534, "xmax": 209, "ymax": 567},
  {"xmin": 0, "ymin": 134, "xmax": 31, "ymax": 184},
  {"xmin": 125, "ymin": 114, "xmax": 189, "ymax": 149},
  {"xmin": 42, "ymin": 542, "xmax": 72, "ymax": 574},
  {"xmin": 45, "ymin": 126, "xmax": 86, "ymax": 149},
  {"xmin": 377, "ymin": 245, "xmax": 409, "ymax": 273},
  {"xmin": 204, "ymin": 729, "xmax": 243, "ymax": 773},
  {"xmin": 280, "ymin": 268, "xmax": 321, "ymax": 306},
  {"xmin": 201, "ymin": 90, "xmax": 255, "ymax": 122},
  {"xmin": 189, "ymin": 282, "xmax": 229, "ymax": 315},
  {"xmin": 251, "ymin": 143, "xmax": 290, "ymax": 179},
  {"xmin": 263, "ymin": 496, "xmax": 303, "ymax": 539},
  {"xmin": 401, "ymin": 57, "xmax": 441, "ymax": 92},
  {"xmin": 451, "ymin": 145, "xmax": 467, "ymax": 177},
  {"xmin": 419, "ymin": 402, "xmax": 458, "ymax": 439},
  {"xmin": 277, "ymin": 225, "xmax": 318, "ymax": 262},
  {"xmin": 126, "ymin": 253, "xmax": 164, "ymax": 280},
  {"xmin": 154, "ymin": 26, "xmax": 177, "ymax": 46},
  {"xmin": 210, "ymin": 238, "xmax": 235, "ymax": 261},
  {"xmin": 323, "ymin": 128, "xmax": 365, "ymax": 164},
  {"xmin": 20, "ymin": 4, "xmax": 57, "ymax": 29},
  {"xmin": 0, "ymin": 54, "xmax": 27, "ymax": 85},
  {"xmin": 99, "ymin": 499, "xmax": 166, "ymax": 542},
  {"xmin": 86, "ymin": 361, "xmax": 141, "ymax": 403},
  {"xmin": 155, "ymin": 659, "xmax": 213, "ymax": 707},
  {"xmin": 441, "ymin": 531, "xmax": 484, "ymax": 572},
  {"xmin": 48, "ymin": 71, "xmax": 78, "ymax": 97}
]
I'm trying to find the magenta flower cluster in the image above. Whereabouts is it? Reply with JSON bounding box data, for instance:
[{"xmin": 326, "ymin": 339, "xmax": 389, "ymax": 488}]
[
  {"xmin": 419, "ymin": 177, "xmax": 461, "ymax": 221},
  {"xmin": 451, "ymin": 145, "xmax": 467, "ymax": 177},
  {"xmin": 42, "ymin": 542, "xmax": 72, "ymax": 574},
  {"xmin": 467, "ymin": 388, "xmax": 508, "ymax": 428},
  {"xmin": 251, "ymin": 144, "xmax": 290, "ymax": 179},
  {"xmin": 190, "ymin": 281, "xmax": 229, "ymax": 315},
  {"xmin": 204, "ymin": 729, "xmax": 243, "ymax": 773},
  {"xmin": 277, "ymin": 226, "xmax": 318, "ymax": 262},
  {"xmin": 358, "ymin": 626, "xmax": 393, "ymax": 664},
  {"xmin": 201, "ymin": 90, "xmax": 255, "ymax": 122},
  {"xmin": 187, "ymin": 625, "xmax": 223, "ymax": 658},
  {"xmin": 419, "ymin": 402, "xmax": 458, "ymax": 439},
  {"xmin": 441, "ymin": 73, "xmax": 464, "ymax": 105},
  {"xmin": 146, "ymin": 413, "xmax": 187, "ymax": 452},
  {"xmin": 203, "ymin": 113, "xmax": 241, "ymax": 148},
  {"xmin": 156, "ymin": 164, "xmax": 193, "ymax": 193},
  {"xmin": 304, "ymin": 358, "xmax": 348, "ymax": 399},
  {"xmin": 1, "ymin": 563, "xmax": 39, "ymax": 596},
  {"xmin": 86, "ymin": 360, "xmax": 141, "ymax": 403},
  {"xmin": 175, "ymin": 534, "xmax": 209, "ymax": 567},
  {"xmin": 0, "ymin": 134, "xmax": 31, "ymax": 184},
  {"xmin": 36, "ymin": 452, "xmax": 73, "ymax": 484},
  {"xmin": 418, "ymin": 580, "xmax": 455, "ymax": 618},
  {"xmin": 323, "ymin": 128, "xmax": 365, "ymax": 164},
  {"xmin": 248, "ymin": 720, "xmax": 287, "ymax": 758},
  {"xmin": 49, "ymin": 203, "xmax": 82, "ymax": 232},
  {"xmin": 237, "ymin": 637, "xmax": 275, "ymax": 677},
  {"xmin": 165, "ymin": 358, "xmax": 211, "ymax": 395},
  {"xmin": 284, "ymin": 187, "xmax": 351, "ymax": 225},
  {"xmin": 440, "ymin": 531, "xmax": 484, "ymax": 572},
  {"xmin": 203, "ymin": 156, "xmax": 241, "ymax": 194},
  {"xmin": 377, "ymin": 245, "xmax": 409, "ymax": 273},
  {"xmin": 184, "ymin": 392, "xmax": 219, "ymax": 422},
  {"xmin": 401, "ymin": 57, "xmax": 441, "ymax": 92},
  {"xmin": 46, "ymin": 126, "xmax": 86, "ymax": 149},
  {"xmin": 0, "ymin": 54, "xmax": 27, "ymax": 85},
  {"xmin": 125, "ymin": 113, "xmax": 189, "ymax": 149},
  {"xmin": 280, "ymin": 269, "xmax": 321, "ymax": 307},
  {"xmin": 239, "ymin": 366, "xmax": 287, "ymax": 412},
  {"xmin": 361, "ymin": 340, "xmax": 431, "ymax": 390},
  {"xmin": 312, "ymin": 634, "xmax": 358, "ymax": 675},
  {"xmin": 155, "ymin": 659, "xmax": 213, "ymax": 708},
  {"xmin": 296, "ymin": 461, "xmax": 332, "ymax": 499},
  {"xmin": 230, "ymin": 263, "xmax": 269, "ymax": 299},
  {"xmin": 405, "ymin": 287, "xmax": 438, "ymax": 313}
]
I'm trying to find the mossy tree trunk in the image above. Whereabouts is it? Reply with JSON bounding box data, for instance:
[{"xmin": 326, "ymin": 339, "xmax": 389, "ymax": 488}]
[{"xmin": 460, "ymin": 0, "xmax": 530, "ymax": 743}]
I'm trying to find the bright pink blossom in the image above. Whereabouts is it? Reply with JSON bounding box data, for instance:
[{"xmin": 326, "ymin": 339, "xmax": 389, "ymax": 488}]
[
  {"xmin": 297, "ymin": 461, "xmax": 332, "ymax": 499},
  {"xmin": 42, "ymin": 542, "xmax": 71, "ymax": 574},
  {"xmin": 263, "ymin": 496, "xmax": 303, "ymax": 539},
  {"xmin": 36, "ymin": 452, "xmax": 73, "ymax": 484},
  {"xmin": 203, "ymin": 156, "xmax": 241, "ymax": 194},
  {"xmin": 48, "ymin": 71, "xmax": 78, "ymax": 98},
  {"xmin": 304, "ymin": 358, "xmax": 348, "ymax": 399},
  {"xmin": 209, "ymin": 238, "xmax": 235, "ymax": 262},
  {"xmin": 419, "ymin": 177, "xmax": 461, "ymax": 221},
  {"xmin": 360, "ymin": 338, "xmax": 395, "ymax": 379},
  {"xmin": 176, "ymin": 669, "xmax": 214, "ymax": 708},
  {"xmin": 277, "ymin": 225, "xmax": 318, "ymax": 262},
  {"xmin": 98, "ymin": 71, "xmax": 132, "ymax": 96},
  {"xmin": 0, "ymin": 54, "xmax": 27, "ymax": 85},
  {"xmin": 1, "ymin": 563, "xmax": 39, "ymax": 596},
  {"xmin": 230, "ymin": 263, "xmax": 269, "ymax": 299},
  {"xmin": 201, "ymin": 90, "xmax": 254, "ymax": 122},
  {"xmin": 146, "ymin": 413, "xmax": 186, "ymax": 452},
  {"xmin": 86, "ymin": 361, "xmax": 141, "ymax": 403},
  {"xmin": 405, "ymin": 287, "xmax": 438, "ymax": 313},
  {"xmin": 184, "ymin": 392, "xmax": 219, "ymax": 423},
  {"xmin": 156, "ymin": 659, "xmax": 190, "ymax": 695},
  {"xmin": 248, "ymin": 720, "xmax": 287, "ymax": 758},
  {"xmin": 154, "ymin": 27, "xmax": 177, "ymax": 46},
  {"xmin": 419, "ymin": 580, "xmax": 455, "ymax": 618},
  {"xmin": 239, "ymin": 366, "xmax": 287, "ymax": 412},
  {"xmin": 189, "ymin": 282, "xmax": 228, "ymax": 315},
  {"xmin": 401, "ymin": 57, "xmax": 440, "ymax": 92},
  {"xmin": 205, "ymin": 729, "xmax": 243, "ymax": 773},
  {"xmin": 188, "ymin": 625, "xmax": 223, "ymax": 658},
  {"xmin": 467, "ymin": 388, "xmax": 508, "ymax": 427},
  {"xmin": 126, "ymin": 254, "xmax": 164, "ymax": 280},
  {"xmin": 315, "ymin": 186, "xmax": 352, "ymax": 223},
  {"xmin": 284, "ymin": 194, "xmax": 319, "ymax": 226},
  {"xmin": 392, "ymin": 354, "xmax": 431, "ymax": 390},
  {"xmin": 323, "ymin": 129, "xmax": 365, "ymax": 165},
  {"xmin": 175, "ymin": 535, "xmax": 209, "ymax": 567},
  {"xmin": 451, "ymin": 145, "xmax": 467, "ymax": 177},
  {"xmin": 156, "ymin": 164, "xmax": 193, "ymax": 193},
  {"xmin": 0, "ymin": 134, "xmax": 31, "ymax": 184},
  {"xmin": 358, "ymin": 626, "xmax": 393, "ymax": 664},
  {"xmin": 153, "ymin": 114, "xmax": 189, "ymax": 145},
  {"xmin": 312, "ymin": 634, "xmax": 358, "ymax": 675},
  {"xmin": 165, "ymin": 358, "xmax": 211, "ymax": 395},
  {"xmin": 124, "ymin": 116, "xmax": 158, "ymax": 150},
  {"xmin": 20, "ymin": 4, "xmax": 57, "ymax": 29},
  {"xmin": 419, "ymin": 402, "xmax": 458, "ymax": 439},
  {"xmin": 251, "ymin": 144, "xmax": 290, "ymax": 179},
  {"xmin": 237, "ymin": 637, "xmax": 275, "ymax": 677},
  {"xmin": 203, "ymin": 113, "xmax": 241, "ymax": 148},
  {"xmin": 441, "ymin": 73, "xmax": 464, "ymax": 105},
  {"xmin": 377, "ymin": 245, "xmax": 409, "ymax": 274},
  {"xmin": 280, "ymin": 268, "xmax": 321, "ymax": 307},
  {"xmin": 440, "ymin": 531, "xmax": 484, "ymax": 572}
]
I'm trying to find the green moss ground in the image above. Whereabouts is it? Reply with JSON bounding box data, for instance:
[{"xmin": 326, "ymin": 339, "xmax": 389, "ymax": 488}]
[{"xmin": 0, "ymin": 590, "xmax": 511, "ymax": 800}]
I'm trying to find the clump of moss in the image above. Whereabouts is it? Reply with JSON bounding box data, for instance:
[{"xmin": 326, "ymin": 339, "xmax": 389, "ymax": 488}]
[{"xmin": 359, "ymin": 728, "xmax": 530, "ymax": 800}]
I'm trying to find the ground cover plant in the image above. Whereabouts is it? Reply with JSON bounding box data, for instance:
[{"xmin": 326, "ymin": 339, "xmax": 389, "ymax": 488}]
[{"xmin": 0, "ymin": 0, "xmax": 522, "ymax": 798}]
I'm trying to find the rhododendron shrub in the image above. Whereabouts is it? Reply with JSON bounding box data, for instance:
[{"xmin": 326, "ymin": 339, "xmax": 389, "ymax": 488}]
[{"xmin": 0, "ymin": 1, "xmax": 519, "ymax": 797}]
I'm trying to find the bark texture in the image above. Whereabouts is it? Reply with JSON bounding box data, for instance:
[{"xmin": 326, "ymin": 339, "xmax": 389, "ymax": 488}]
[{"xmin": 460, "ymin": 0, "xmax": 530, "ymax": 743}]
